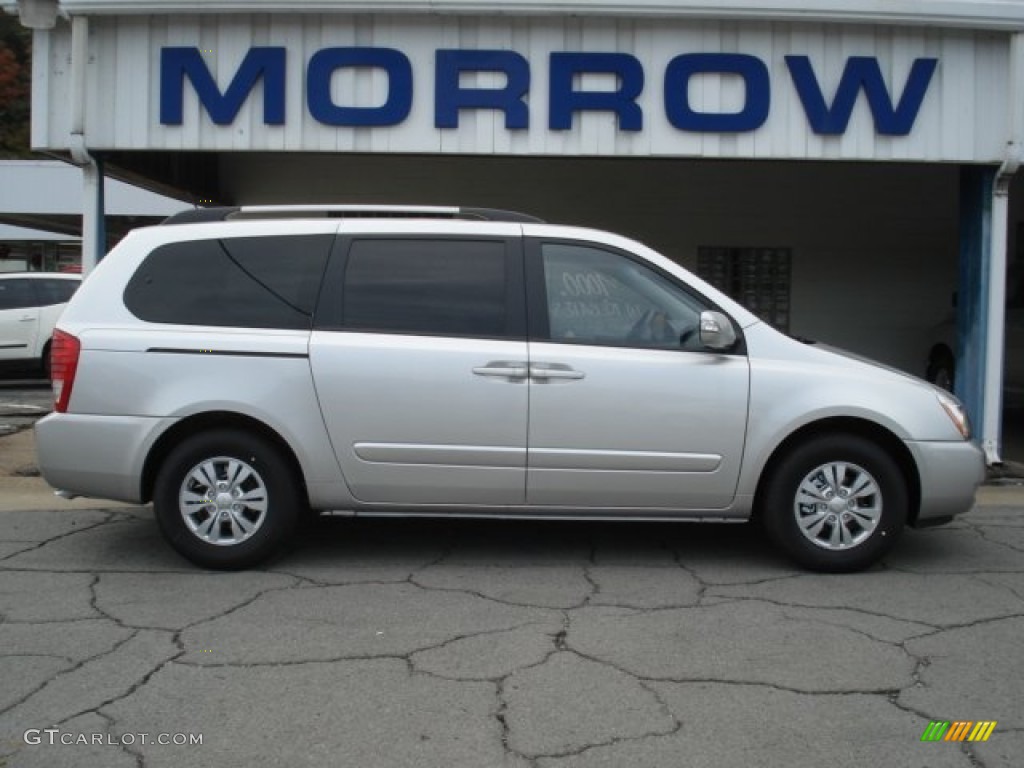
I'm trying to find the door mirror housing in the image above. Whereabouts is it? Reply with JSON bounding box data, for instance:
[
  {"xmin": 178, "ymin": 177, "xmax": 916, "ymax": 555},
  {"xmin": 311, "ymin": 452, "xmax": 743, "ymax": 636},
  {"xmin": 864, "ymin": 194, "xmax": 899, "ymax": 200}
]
[{"xmin": 699, "ymin": 311, "xmax": 737, "ymax": 351}]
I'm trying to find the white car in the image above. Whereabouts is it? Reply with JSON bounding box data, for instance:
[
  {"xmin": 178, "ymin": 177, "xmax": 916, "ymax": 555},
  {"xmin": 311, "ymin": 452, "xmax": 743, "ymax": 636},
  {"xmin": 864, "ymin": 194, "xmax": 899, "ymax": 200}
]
[
  {"xmin": 0, "ymin": 273, "xmax": 81, "ymax": 376},
  {"xmin": 926, "ymin": 306, "xmax": 1024, "ymax": 408}
]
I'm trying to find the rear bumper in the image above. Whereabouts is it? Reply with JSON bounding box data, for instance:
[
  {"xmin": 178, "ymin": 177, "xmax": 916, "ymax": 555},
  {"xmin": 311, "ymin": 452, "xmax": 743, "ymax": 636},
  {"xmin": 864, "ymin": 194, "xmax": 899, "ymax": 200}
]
[
  {"xmin": 35, "ymin": 413, "xmax": 175, "ymax": 503},
  {"xmin": 906, "ymin": 439, "xmax": 986, "ymax": 524}
]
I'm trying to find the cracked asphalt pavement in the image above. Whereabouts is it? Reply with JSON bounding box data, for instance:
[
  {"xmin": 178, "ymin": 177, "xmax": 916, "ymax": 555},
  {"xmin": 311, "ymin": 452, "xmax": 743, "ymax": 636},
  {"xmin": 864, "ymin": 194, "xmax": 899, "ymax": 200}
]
[{"xmin": 1, "ymin": 422, "xmax": 1023, "ymax": 767}]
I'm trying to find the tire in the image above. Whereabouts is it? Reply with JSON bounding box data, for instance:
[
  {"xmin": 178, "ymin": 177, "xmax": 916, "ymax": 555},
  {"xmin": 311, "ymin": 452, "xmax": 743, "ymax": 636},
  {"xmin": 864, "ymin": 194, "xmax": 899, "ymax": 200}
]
[
  {"xmin": 153, "ymin": 428, "xmax": 300, "ymax": 570},
  {"xmin": 926, "ymin": 347, "xmax": 955, "ymax": 392},
  {"xmin": 762, "ymin": 434, "xmax": 907, "ymax": 572},
  {"xmin": 41, "ymin": 341, "xmax": 51, "ymax": 380}
]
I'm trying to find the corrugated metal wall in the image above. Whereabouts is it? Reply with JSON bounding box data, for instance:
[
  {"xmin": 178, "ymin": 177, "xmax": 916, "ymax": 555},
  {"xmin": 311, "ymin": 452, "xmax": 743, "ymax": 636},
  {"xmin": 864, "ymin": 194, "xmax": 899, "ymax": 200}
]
[{"xmin": 33, "ymin": 14, "xmax": 1011, "ymax": 162}]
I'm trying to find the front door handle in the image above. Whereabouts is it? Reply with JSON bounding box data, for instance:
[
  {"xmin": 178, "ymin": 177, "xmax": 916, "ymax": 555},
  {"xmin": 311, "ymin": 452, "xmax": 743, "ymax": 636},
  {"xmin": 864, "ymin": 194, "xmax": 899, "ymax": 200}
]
[
  {"xmin": 530, "ymin": 364, "xmax": 585, "ymax": 381},
  {"xmin": 19, "ymin": 315, "xmax": 35, "ymax": 322},
  {"xmin": 473, "ymin": 361, "xmax": 529, "ymax": 379}
]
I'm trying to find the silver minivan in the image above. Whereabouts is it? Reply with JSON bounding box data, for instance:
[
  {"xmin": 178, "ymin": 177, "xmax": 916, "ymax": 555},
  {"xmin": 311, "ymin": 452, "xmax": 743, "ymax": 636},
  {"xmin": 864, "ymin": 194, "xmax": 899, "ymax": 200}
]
[{"xmin": 35, "ymin": 206, "xmax": 984, "ymax": 571}]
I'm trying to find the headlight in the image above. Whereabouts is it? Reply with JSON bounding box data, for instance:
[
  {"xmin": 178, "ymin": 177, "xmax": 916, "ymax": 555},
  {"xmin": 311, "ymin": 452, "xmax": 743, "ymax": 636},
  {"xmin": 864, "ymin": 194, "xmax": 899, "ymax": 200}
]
[{"xmin": 935, "ymin": 391, "xmax": 970, "ymax": 439}]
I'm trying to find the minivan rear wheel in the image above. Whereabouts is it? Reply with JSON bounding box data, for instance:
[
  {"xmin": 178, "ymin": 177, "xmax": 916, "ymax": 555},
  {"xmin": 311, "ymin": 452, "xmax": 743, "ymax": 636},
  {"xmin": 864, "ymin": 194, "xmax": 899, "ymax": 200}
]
[
  {"xmin": 153, "ymin": 429, "xmax": 300, "ymax": 569},
  {"xmin": 763, "ymin": 434, "xmax": 907, "ymax": 572}
]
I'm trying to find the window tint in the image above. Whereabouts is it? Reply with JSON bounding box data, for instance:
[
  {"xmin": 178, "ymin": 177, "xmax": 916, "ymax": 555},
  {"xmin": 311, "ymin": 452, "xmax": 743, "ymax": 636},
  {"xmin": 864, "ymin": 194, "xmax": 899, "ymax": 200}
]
[
  {"xmin": 0, "ymin": 279, "xmax": 36, "ymax": 310},
  {"xmin": 124, "ymin": 235, "xmax": 332, "ymax": 329},
  {"xmin": 35, "ymin": 279, "xmax": 79, "ymax": 306},
  {"xmin": 541, "ymin": 243, "xmax": 707, "ymax": 349},
  {"xmin": 342, "ymin": 239, "xmax": 507, "ymax": 337}
]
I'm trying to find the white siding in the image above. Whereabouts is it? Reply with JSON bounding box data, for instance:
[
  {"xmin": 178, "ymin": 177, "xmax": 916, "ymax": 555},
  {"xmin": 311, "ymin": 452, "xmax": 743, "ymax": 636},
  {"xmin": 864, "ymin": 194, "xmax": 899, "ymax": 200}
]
[{"xmin": 35, "ymin": 14, "xmax": 1011, "ymax": 162}]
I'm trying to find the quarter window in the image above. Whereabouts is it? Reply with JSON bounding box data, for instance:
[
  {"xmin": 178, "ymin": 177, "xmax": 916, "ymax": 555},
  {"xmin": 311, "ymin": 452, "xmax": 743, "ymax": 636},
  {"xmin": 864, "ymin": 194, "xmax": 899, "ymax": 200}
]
[
  {"xmin": 540, "ymin": 243, "xmax": 708, "ymax": 350},
  {"xmin": 342, "ymin": 239, "xmax": 508, "ymax": 337},
  {"xmin": 123, "ymin": 235, "xmax": 332, "ymax": 329}
]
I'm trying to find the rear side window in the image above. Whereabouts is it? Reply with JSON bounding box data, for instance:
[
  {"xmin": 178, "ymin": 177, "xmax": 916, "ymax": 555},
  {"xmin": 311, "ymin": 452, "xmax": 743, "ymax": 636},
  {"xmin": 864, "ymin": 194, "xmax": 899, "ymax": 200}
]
[
  {"xmin": 342, "ymin": 239, "xmax": 508, "ymax": 337},
  {"xmin": 124, "ymin": 235, "xmax": 332, "ymax": 329},
  {"xmin": 0, "ymin": 279, "xmax": 35, "ymax": 310},
  {"xmin": 35, "ymin": 279, "xmax": 79, "ymax": 306}
]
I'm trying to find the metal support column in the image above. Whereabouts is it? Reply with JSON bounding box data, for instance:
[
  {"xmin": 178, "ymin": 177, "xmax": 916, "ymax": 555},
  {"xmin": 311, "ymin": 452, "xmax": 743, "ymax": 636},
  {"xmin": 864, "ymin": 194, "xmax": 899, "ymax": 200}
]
[
  {"xmin": 68, "ymin": 14, "xmax": 106, "ymax": 276},
  {"xmin": 957, "ymin": 166, "xmax": 995, "ymax": 454},
  {"xmin": 958, "ymin": 30, "xmax": 1024, "ymax": 465},
  {"xmin": 78, "ymin": 155, "xmax": 105, "ymax": 274}
]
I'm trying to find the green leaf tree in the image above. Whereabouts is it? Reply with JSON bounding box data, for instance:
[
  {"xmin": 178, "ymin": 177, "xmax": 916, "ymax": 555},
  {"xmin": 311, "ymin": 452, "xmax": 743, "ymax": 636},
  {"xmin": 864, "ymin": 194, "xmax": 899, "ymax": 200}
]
[{"xmin": 0, "ymin": 14, "xmax": 32, "ymax": 157}]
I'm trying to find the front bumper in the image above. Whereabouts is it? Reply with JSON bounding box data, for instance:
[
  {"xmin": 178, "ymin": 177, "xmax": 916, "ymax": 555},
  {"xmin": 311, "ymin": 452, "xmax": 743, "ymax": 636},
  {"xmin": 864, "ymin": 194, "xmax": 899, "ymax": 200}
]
[
  {"xmin": 35, "ymin": 413, "xmax": 176, "ymax": 503},
  {"xmin": 906, "ymin": 439, "xmax": 986, "ymax": 524}
]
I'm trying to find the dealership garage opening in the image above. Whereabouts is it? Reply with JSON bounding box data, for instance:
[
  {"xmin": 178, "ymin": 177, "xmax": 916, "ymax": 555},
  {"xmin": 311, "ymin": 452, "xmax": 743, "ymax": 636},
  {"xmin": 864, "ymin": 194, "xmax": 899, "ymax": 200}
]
[{"xmin": 206, "ymin": 153, "xmax": 956, "ymax": 377}]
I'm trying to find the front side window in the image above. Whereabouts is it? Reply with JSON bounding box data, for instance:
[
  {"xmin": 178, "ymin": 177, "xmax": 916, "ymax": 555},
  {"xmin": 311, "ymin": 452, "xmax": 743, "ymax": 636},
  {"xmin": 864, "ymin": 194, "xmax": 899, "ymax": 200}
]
[
  {"xmin": 124, "ymin": 235, "xmax": 332, "ymax": 329},
  {"xmin": 342, "ymin": 239, "xmax": 508, "ymax": 338},
  {"xmin": 539, "ymin": 243, "xmax": 708, "ymax": 350},
  {"xmin": 0, "ymin": 279, "xmax": 35, "ymax": 311}
]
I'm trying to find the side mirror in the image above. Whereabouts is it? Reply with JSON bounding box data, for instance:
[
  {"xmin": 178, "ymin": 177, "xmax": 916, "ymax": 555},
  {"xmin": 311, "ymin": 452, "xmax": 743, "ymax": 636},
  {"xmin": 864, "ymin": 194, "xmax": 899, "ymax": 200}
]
[{"xmin": 699, "ymin": 310, "xmax": 737, "ymax": 351}]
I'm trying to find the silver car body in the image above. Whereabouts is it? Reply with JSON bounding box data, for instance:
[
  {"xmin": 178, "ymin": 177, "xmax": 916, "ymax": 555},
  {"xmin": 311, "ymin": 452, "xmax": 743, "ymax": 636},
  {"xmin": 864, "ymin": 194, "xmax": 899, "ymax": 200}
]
[{"xmin": 36, "ymin": 217, "xmax": 983, "ymax": 526}]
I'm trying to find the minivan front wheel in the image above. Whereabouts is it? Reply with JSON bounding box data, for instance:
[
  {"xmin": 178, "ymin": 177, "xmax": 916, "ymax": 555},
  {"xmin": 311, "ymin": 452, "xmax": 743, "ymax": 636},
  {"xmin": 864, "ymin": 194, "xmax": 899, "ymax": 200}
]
[
  {"xmin": 763, "ymin": 435, "xmax": 907, "ymax": 572},
  {"xmin": 153, "ymin": 429, "xmax": 300, "ymax": 569}
]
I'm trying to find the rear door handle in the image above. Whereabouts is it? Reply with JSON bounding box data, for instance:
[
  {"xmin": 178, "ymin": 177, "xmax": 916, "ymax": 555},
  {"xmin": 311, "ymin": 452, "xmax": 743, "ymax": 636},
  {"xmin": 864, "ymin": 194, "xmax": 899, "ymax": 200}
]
[
  {"xmin": 472, "ymin": 361, "xmax": 529, "ymax": 379},
  {"xmin": 19, "ymin": 315, "xmax": 35, "ymax": 322},
  {"xmin": 530, "ymin": 364, "xmax": 585, "ymax": 381}
]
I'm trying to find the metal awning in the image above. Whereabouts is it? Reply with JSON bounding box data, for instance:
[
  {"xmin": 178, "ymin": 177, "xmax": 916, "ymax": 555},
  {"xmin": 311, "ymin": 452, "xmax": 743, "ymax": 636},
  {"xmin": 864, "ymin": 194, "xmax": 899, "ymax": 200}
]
[
  {"xmin": 0, "ymin": 223, "xmax": 80, "ymax": 242},
  {"xmin": 0, "ymin": 160, "xmax": 189, "ymax": 236},
  {"xmin": 10, "ymin": 0, "xmax": 1024, "ymax": 31}
]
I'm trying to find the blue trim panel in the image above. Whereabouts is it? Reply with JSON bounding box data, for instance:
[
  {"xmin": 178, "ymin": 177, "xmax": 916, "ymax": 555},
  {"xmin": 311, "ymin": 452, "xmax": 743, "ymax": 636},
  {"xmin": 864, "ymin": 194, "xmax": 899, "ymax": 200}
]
[{"xmin": 957, "ymin": 165, "xmax": 995, "ymax": 433}]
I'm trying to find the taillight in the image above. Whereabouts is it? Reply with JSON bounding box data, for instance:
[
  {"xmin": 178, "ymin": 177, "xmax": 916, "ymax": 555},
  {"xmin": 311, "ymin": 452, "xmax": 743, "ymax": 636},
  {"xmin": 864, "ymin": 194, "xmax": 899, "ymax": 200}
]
[{"xmin": 50, "ymin": 329, "xmax": 81, "ymax": 414}]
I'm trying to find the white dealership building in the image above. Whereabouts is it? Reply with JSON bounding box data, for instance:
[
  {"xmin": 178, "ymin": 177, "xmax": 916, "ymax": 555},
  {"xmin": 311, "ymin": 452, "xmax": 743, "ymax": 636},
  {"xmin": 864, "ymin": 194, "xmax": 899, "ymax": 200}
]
[{"xmin": 7, "ymin": 0, "xmax": 1024, "ymax": 461}]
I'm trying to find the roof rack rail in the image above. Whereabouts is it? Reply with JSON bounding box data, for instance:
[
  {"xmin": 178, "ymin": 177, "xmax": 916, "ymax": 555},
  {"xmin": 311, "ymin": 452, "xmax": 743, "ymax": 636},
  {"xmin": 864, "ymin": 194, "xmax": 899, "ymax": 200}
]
[{"xmin": 161, "ymin": 205, "xmax": 544, "ymax": 225}]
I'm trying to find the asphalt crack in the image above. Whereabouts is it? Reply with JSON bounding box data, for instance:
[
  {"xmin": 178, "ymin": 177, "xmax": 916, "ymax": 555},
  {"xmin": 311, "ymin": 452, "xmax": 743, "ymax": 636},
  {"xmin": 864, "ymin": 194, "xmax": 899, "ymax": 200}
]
[
  {"xmin": 0, "ymin": 511, "xmax": 121, "ymax": 563},
  {"xmin": 962, "ymin": 518, "xmax": 1024, "ymax": 555},
  {"xmin": 94, "ymin": 710, "xmax": 146, "ymax": 768},
  {"xmin": 0, "ymin": 628, "xmax": 140, "ymax": 718}
]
